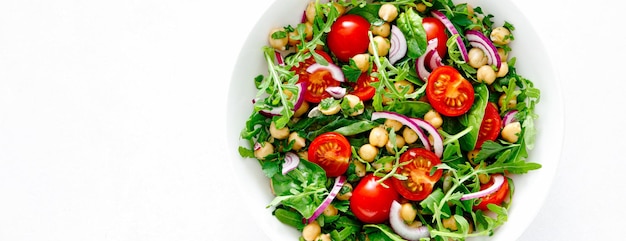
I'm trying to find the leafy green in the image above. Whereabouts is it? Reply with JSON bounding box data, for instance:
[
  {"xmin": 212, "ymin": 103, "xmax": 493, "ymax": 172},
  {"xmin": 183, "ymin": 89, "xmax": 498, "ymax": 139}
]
[
  {"xmin": 396, "ymin": 8, "xmax": 428, "ymax": 58},
  {"xmin": 459, "ymin": 84, "xmax": 489, "ymax": 151},
  {"xmin": 268, "ymin": 159, "xmax": 328, "ymax": 219}
]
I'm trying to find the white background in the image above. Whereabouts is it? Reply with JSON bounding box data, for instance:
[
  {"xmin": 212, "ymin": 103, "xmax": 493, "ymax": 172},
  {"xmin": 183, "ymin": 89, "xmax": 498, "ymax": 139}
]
[{"xmin": 0, "ymin": 0, "xmax": 623, "ymax": 240}]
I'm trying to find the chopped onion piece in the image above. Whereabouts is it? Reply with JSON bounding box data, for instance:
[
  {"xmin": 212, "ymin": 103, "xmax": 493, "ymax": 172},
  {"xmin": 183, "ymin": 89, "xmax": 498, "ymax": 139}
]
[
  {"xmin": 411, "ymin": 118, "xmax": 444, "ymax": 158},
  {"xmin": 466, "ymin": 30, "xmax": 502, "ymax": 70},
  {"xmin": 282, "ymin": 152, "xmax": 300, "ymax": 175},
  {"xmin": 306, "ymin": 63, "xmax": 345, "ymax": 82},
  {"xmin": 502, "ymin": 110, "xmax": 518, "ymax": 126},
  {"xmin": 326, "ymin": 86, "xmax": 346, "ymax": 99},
  {"xmin": 371, "ymin": 111, "xmax": 430, "ymax": 151},
  {"xmin": 306, "ymin": 175, "xmax": 346, "ymax": 223},
  {"xmin": 460, "ymin": 174, "xmax": 505, "ymax": 201},
  {"xmin": 431, "ymin": 10, "xmax": 469, "ymax": 62},
  {"xmin": 259, "ymin": 106, "xmax": 284, "ymax": 117},
  {"xmin": 389, "ymin": 25, "xmax": 408, "ymax": 64},
  {"xmin": 389, "ymin": 201, "xmax": 430, "ymax": 240}
]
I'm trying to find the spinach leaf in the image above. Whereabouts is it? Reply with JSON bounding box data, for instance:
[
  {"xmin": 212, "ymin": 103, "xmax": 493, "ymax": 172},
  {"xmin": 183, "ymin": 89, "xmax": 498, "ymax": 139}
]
[
  {"xmin": 383, "ymin": 100, "xmax": 432, "ymax": 118},
  {"xmin": 396, "ymin": 8, "xmax": 428, "ymax": 58},
  {"xmin": 459, "ymin": 84, "xmax": 489, "ymax": 151},
  {"xmin": 268, "ymin": 159, "xmax": 328, "ymax": 218}
]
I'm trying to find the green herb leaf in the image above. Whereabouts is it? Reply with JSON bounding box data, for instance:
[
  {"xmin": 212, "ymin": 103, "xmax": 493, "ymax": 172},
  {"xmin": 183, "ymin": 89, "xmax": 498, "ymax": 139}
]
[{"xmin": 396, "ymin": 8, "xmax": 428, "ymax": 58}]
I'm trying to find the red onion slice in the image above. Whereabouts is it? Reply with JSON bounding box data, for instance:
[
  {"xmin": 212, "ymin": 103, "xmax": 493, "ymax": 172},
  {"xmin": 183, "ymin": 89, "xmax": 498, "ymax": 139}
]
[
  {"xmin": 389, "ymin": 200, "xmax": 430, "ymax": 240},
  {"xmin": 411, "ymin": 118, "xmax": 444, "ymax": 158},
  {"xmin": 466, "ymin": 30, "xmax": 502, "ymax": 70},
  {"xmin": 293, "ymin": 82, "xmax": 305, "ymax": 111},
  {"xmin": 431, "ymin": 10, "xmax": 469, "ymax": 62},
  {"xmin": 274, "ymin": 50, "xmax": 285, "ymax": 66},
  {"xmin": 426, "ymin": 49, "xmax": 444, "ymax": 71},
  {"xmin": 416, "ymin": 39, "xmax": 439, "ymax": 81},
  {"xmin": 389, "ymin": 25, "xmax": 408, "ymax": 64},
  {"xmin": 305, "ymin": 175, "xmax": 346, "ymax": 223},
  {"xmin": 371, "ymin": 111, "xmax": 430, "ymax": 151},
  {"xmin": 282, "ymin": 152, "xmax": 300, "ymax": 175},
  {"xmin": 325, "ymin": 86, "xmax": 346, "ymax": 99},
  {"xmin": 502, "ymin": 110, "xmax": 518, "ymax": 126},
  {"xmin": 460, "ymin": 174, "xmax": 505, "ymax": 201},
  {"xmin": 306, "ymin": 63, "xmax": 345, "ymax": 82}
]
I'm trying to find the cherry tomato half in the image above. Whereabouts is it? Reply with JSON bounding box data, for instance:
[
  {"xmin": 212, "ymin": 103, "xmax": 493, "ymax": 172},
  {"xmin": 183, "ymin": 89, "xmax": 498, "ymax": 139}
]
[
  {"xmin": 350, "ymin": 174, "xmax": 399, "ymax": 223},
  {"xmin": 474, "ymin": 176, "xmax": 510, "ymax": 211},
  {"xmin": 426, "ymin": 66, "xmax": 475, "ymax": 117},
  {"xmin": 349, "ymin": 67, "xmax": 379, "ymax": 101},
  {"xmin": 392, "ymin": 148, "xmax": 443, "ymax": 201},
  {"xmin": 292, "ymin": 50, "xmax": 341, "ymax": 103},
  {"xmin": 422, "ymin": 17, "xmax": 448, "ymax": 58},
  {"xmin": 307, "ymin": 132, "xmax": 351, "ymax": 177},
  {"xmin": 476, "ymin": 102, "xmax": 502, "ymax": 149},
  {"xmin": 327, "ymin": 14, "xmax": 371, "ymax": 62}
]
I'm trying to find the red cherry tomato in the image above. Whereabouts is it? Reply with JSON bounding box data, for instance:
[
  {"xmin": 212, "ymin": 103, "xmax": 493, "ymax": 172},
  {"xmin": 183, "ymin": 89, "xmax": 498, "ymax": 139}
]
[
  {"xmin": 392, "ymin": 148, "xmax": 443, "ymax": 201},
  {"xmin": 327, "ymin": 14, "xmax": 371, "ymax": 62},
  {"xmin": 292, "ymin": 50, "xmax": 341, "ymax": 103},
  {"xmin": 422, "ymin": 17, "xmax": 448, "ymax": 57},
  {"xmin": 474, "ymin": 176, "xmax": 510, "ymax": 211},
  {"xmin": 350, "ymin": 174, "xmax": 399, "ymax": 223},
  {"xmin": 476, "ymin": 102, "xmax": 503, "ymax": 149},
  {"xmin": 426, "ymin": 66, "xmax": 475, "ymax": 117},
  {"xmin": 307, "ymin": 132, "xmax": 351, "ymax": 177},
  {"xmin": 348, "ymin": 67, "xmax": 379, "ymax": 101}
]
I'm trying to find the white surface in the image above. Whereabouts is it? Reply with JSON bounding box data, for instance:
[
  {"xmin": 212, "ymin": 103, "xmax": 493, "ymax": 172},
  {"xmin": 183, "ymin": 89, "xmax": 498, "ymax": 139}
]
[{"xmin": 0, "ymin": 1, "xmax": 622, "ymax": 241}]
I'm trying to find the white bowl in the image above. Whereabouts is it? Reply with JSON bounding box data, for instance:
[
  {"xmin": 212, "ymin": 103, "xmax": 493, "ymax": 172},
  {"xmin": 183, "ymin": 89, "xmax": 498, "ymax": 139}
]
[{"xmin": 226, "ymin": 0, "xmax": 564, "ymax": 240}]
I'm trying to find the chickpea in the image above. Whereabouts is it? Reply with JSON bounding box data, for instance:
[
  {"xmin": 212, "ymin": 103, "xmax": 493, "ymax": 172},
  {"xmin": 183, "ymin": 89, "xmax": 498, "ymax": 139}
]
[
  {"xmin": 358, "ymin": 144, "xmax": 379, "ymax": 163},
  {"xmin": 424, "ymin": 110, "xmax": 443, "ymax": 129},
  {"xmin": 352, "ymin": 53, "xmax": 371, "ymax": 73},
  {"xmin": 402, "ymin": 127, "xmax": 419, "ymax": 144},
  {"xmin": 478, "ymin": 173, "xmax": 491, "ymax": 184},
  {"xmin": 302, "ymin": 221, "xmax": 322, "ymax": 241},
  {"xmin": 384, "ymin": 119, "xmax": 403, "ymax": 132},
  {"xmin": 372, "ymin": 160, "xmax": 393, "ymax": 173},
  {"xmin": 368, "ymin": 35, "xmax": 391, "ymax": 56},
  {"xmin": 270, "ymin": 121, "xmax": 290, "ymax": 140},
  {"xmin": 343, "ymin": 94, "xmax": 364, "ymax": 116},
  {"xmin": 443, "ymin": 217, "xmax": 458, "ymax": 231},
  {"xmin": 369, "ymin": 126, "xmax": 389, "ymax": 147},
  {"xmin": 305, "ymin": 2, "xmax": 316, "ymax": 23},
  {"xmin": 268, "ymin": 28, "xmax": 288, "ymax": 51},
  {"xmin": 467, "ymin": 149, "xmax": 480, "ymax": 164},
  {"xmin": 294, "ymin": 101, "xmax": 310, "ymax": 118},
  {"xmin": 332, "ymin": 2, "xmax": 346, "ymax": 16},
  {"xmin": 490, "ymin": 26, "xmax": 512, "ymax": 45},
  {"xmin": 288, "ymin": 29, "xmax": 301, "ymax": 46},
  {"xmin": 477, "ymin": 65, "xmax": 497, "ymax": 85},
  {"xmin": 320, "ymin": 103, "xmax": 341, "ymax": 115},
  {"xmin": 501, "ymin": 121, "xmax": 522, "ymax": 143},
  {"xmin": 254, "ymin": 142, "xmax": 274, "ymax": 160},
  {"xmin": 383, "ymin": 80, "xmax": 415, "ymax": 104},
  {"xmin": 416, "ymin": 2, "xmax": 428, "ymax": 12},
  {"xmin": 385, "ymin": 135, "xmax": 405, "ymax": 154},
  {"xmin": 288, "ymin": 132, "xmax": 306, "ymax": 151},
  {"xmin": 400, "ymin": 203, "xmax": 417, "ymax": 223},
  {"xmin": 323, "ymin": 204, "xmax": 338, "ymax": 217},
  {"xmin": 316, "ymin": 234, "xmax": 332, "ymax": 241},
  {"xmin": 371, "ymin": 22, "xmax": 391, "ymax": 38},
  {"xmin": 467, "ymin": 47, "xmax": 488, "ymax": 68},
  {"xmin": 498, "ymin": 93, "xmax": 517, "ymax": 109},
  {"xmin": 378, "ymin": 3, "xmax": 398, "ymax": 22},
  {"xmin": 497, "ymin": 48, "xmax": 508, "ymax": 61},
  {"xmin": 336, "ymin": 183, "xmax": 353, "ymax": 201},
  {"xmin": 304, "ymin": 22, "xmax": 313, "ymax": 41},
  {"xmin": 353, "ymin": 160, "xmax": 367, "ymax": 177},
  {"xmin": 495, "ymin": 62, "xmax": 509, "ymax": 78}
]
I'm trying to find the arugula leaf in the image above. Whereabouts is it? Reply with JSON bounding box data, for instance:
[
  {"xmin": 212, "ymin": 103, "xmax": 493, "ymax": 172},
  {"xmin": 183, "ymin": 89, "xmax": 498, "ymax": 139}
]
[
  {"xmin": 396, "ymin": 8, "xmax": 428, "ymax": 58},
  {"xmin": 268, "ymin": 159, "xmax": 328, "ymax": 218}
]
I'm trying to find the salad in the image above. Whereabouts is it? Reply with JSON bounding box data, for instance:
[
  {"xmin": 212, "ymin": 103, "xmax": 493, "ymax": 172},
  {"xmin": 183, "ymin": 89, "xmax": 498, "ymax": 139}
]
[{"xmin": 238, "ymin": 0, "xmax": 542, "ymax": 240}]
